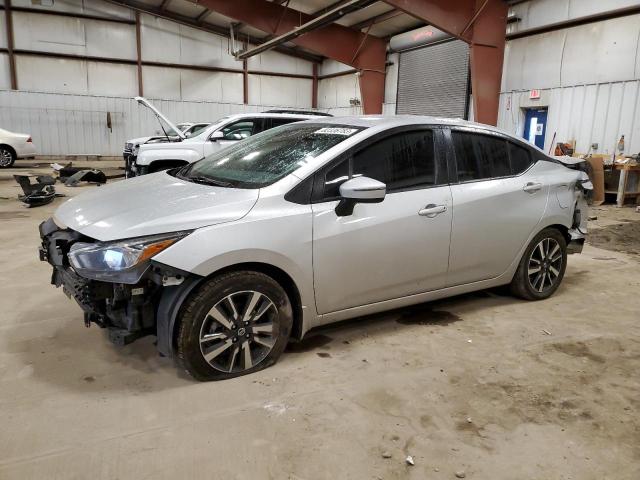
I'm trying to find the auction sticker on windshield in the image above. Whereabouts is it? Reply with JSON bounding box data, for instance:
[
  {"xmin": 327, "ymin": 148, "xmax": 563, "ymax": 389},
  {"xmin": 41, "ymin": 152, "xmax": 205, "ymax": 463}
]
[{"xmin": 314, "ymin": 127, "xmax": 358, "ymax": 136}]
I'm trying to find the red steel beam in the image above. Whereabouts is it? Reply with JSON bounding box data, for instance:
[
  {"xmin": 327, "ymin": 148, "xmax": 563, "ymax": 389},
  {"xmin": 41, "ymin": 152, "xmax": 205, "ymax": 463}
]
[
  {"xmin": 197, "ymin": 0, "xmax": 387, "ymax": 114},
  {"xmin": 383, "ymin": 0, "xmax": 507, "ymax": 125}
]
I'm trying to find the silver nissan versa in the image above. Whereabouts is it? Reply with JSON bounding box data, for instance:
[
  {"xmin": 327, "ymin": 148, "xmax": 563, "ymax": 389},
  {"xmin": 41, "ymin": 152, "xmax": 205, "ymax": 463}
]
[{"xmin": 39, "ymin": 116, "xmax": 591, "ymax": 381}]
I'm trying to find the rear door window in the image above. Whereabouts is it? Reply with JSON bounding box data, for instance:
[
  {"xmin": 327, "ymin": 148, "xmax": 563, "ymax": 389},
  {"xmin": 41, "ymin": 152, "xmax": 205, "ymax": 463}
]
[
  {"xmin": 508, "ymin": 142, "xmax": 534, "ymax": 174},
  {"xmin": 268, "ymin": 117, "xmax": 302, "ymax": 129},
  {"xmin": 452, "ymin": 131, "xmax": 510, "ymax": 181}
]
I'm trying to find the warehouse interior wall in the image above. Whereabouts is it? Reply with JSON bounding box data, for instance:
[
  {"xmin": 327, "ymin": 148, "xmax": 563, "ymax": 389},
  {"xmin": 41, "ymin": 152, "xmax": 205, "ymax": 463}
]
[
  {"xmin": 498, "ymin": 2, "xmax": 640, "ymax": 155},
  {"xmin": 317, "ymin": 55, "xmax": 398, "ymax": 116},
  {"xmin": 0, "ymin": 0, "xmax": 315, "ymax": 156}
]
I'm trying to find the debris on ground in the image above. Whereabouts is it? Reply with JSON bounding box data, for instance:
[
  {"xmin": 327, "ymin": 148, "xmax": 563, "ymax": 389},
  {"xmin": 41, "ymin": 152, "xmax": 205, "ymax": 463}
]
[
  {"xmin": 455, "ymin": 471, "xmax": 466, "ymax": 478},
  {"xmin": 64, "ymin": 169, "xmax": 107, "ymax": 186},
  {"xmin": 588, "ymin": 215, "xmax": 598, "ymax": 220},
  {"xmin": 405, "ymin": 455, "xmax": 415, "ymax": 466},
  {"xmin": 381, "ymin": 451, "xmax": 392, "ymax": 459},
  {"xmin": 543, "ymin": 329, "xmax": 552, "ymax": 335},
  {"xmin": 14, "ymin": 175, "xmax": 61, "ymax": 207}
]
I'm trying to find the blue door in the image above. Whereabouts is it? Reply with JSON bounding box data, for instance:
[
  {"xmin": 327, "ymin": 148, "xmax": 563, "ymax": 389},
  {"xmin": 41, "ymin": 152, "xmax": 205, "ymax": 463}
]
[{"xmin": 523, "ymin": 108, "xmax": 548, "ymax": 150}]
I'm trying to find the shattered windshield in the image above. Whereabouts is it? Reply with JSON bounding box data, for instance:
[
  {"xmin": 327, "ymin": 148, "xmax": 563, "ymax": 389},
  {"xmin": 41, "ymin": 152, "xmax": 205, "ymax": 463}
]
[{"xmin": 174, "ymin": 124, "xmax": 364, "ymax": 188}]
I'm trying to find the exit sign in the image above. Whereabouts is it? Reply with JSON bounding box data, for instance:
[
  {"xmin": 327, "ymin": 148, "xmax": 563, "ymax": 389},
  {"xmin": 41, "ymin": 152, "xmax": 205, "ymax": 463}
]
[{"xmin": 529, "ymin": 89, "xmax": 541, "ymax": 99}]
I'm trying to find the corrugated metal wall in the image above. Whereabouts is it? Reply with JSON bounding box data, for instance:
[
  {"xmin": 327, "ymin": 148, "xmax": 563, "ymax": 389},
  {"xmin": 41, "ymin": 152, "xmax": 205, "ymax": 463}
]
[
  {"xmin": 0, "ymin": 0, "xmax": 315, "ymax": 156},
  {"xmin": 499, "ymin": 81, "xmax": 640, "ymax": 156},
  {"xmin": 396, "ymin": 40, "xmax": 469, "ymax": 117},
  {"xmin": 0, "ymin": 90, "xmax": 280, "ymax": 156},
  {"xmin": 498, "ymin": 13, "xmax": 640, "ymax": 155}
]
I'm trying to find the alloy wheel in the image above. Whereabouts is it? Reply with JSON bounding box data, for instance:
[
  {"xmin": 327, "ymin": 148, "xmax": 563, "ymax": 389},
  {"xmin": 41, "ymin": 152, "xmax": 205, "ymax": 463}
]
[
  {"xmin": 0, "ymin": 149, "xmax": 13, "ymax": 167},
  {"xmin": 199, "ymin": 290, "xmax": 277, "ymax": 373},
  {"xmin": 527, "ymin": 237, "xmax": 563, "ymax": 293}
]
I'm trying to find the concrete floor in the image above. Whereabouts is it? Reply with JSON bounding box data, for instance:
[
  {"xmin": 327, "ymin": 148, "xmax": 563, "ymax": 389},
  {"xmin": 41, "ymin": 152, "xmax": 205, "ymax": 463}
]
[{"xmin": 1, "ymin": 162, "xmax": 639, "ymax": 479}]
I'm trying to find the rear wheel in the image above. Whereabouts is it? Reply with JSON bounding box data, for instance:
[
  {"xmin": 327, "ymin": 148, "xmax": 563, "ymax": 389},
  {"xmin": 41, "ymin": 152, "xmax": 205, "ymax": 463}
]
[
  {"xmin": 0, "ymin": 146, "xmax": 16, "ymax": 168},
  {"xmin": 510, "ymin": 228, "xmax": 567, "ymax": 300},
  {"xmin": 176, "ymin": 271, "xmax": 293, "ymax": 381}
]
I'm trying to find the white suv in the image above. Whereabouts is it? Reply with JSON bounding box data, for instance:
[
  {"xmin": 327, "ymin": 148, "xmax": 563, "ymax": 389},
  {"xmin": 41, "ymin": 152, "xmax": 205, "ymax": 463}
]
[{"xmin": 131, "ymin": 112, "xmax": 317, "ymax": 176}]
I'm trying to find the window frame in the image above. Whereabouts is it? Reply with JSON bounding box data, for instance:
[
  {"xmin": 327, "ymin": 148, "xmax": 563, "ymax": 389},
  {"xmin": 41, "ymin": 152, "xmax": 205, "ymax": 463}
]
[
  {"xmin": 308, "ymin": 125, "xmax": 449, "ymax": 204},
  {"xmin": 444, "ymin": 126, "xmax": 537, "ymax": 185}
]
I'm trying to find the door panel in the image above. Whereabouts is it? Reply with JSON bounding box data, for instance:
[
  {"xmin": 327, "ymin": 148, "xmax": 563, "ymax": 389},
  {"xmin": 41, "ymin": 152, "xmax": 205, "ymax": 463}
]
[
  {"xmin": 447, "ymin": 167, "xmax": 549, "ymax": 286},
  {"xmin": 312, "ymin": 186, "xmax": 453, "ymax": 314}
]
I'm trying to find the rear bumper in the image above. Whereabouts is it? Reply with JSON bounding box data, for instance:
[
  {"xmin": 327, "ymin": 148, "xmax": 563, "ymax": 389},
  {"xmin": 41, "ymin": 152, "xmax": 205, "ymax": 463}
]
[{"xmin": 16, "ymin": 143, "xmax": 37, "ymax": 158}]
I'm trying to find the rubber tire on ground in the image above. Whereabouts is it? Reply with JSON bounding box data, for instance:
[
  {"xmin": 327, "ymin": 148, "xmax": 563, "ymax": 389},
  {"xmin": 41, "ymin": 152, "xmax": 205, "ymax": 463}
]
[
  {"xmin": 0, "ymin": 147, "xmax": 16, "ymax": 168},
  {"xmin": 176, "ymin": 271, "xmax": 293, "ymax": 381},
  {"xmin": 510, "ymin": 227, "xmax": 567, "ymax": 301}
]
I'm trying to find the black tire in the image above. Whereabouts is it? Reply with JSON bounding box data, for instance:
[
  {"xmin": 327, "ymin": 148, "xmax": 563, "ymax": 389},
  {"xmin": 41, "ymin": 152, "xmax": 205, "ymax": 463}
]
[
  {"xmin": 176, "ymin": 271, "xmax": 293, "ymax": 381},
  {"xmin": 510, "ymin": 227, "xmax": 567, "ymax": 300},
  {"xmin": 0, "ymin": 146, "xmax": 16, "ymax": 168}
]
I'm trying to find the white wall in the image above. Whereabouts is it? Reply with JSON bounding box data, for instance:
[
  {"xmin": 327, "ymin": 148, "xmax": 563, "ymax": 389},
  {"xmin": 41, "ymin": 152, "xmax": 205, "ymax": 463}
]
[
  {"xmin": 498, "ymin": 13, "xmax": 640, "ymax": 155},
  {"xmin": 317, "ymin": 54, "xmax": 398, "ymax": 115},
  {"xmin": 0, "ymin": 1, "xmax": 315, "ymax": 155}
]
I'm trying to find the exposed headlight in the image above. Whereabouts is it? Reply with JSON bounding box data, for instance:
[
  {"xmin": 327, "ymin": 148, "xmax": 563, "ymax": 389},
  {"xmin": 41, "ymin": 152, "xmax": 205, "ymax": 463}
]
[{"xmin": 68, "ymin": 231, "xmax": 189, "ymax": 283}]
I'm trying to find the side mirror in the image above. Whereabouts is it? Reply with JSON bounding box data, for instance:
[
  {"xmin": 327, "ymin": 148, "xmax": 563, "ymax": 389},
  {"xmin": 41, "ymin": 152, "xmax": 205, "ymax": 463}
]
[
  {"xmin": 336, "ymin": 176, "xmax": 386, "ymax": 216},
  {"xmin": 210, "ymin": 131, "xmax": 224, "ymax": 141}
]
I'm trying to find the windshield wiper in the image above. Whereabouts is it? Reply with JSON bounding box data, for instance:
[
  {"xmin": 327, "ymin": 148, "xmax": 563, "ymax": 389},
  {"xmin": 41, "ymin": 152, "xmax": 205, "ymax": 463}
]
[{"xmin": 188, "ymin": 176, "xmax": 232, "ymax": 187}]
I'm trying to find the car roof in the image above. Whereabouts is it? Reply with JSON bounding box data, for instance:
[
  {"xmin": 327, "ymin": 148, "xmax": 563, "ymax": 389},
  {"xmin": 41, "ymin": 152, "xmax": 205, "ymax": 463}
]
[
  {"xmin": 300, "ymin": 115, "xmax": 544, "ymax": 153},
  {"xmin": 224, "ymin": 112, "xmax": 320, "ymax": 120}
]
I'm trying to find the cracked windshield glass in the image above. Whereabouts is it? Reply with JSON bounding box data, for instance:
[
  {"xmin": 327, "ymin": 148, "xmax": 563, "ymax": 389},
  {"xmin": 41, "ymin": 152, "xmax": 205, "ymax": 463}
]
[{"xmin": 175, "ymin": 124, "xmax": 363, "ymax": 188}]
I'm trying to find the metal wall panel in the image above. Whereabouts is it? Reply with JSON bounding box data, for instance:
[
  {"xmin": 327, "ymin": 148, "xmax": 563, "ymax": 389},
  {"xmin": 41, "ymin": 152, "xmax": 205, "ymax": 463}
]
[
  {"xmin": 503, "ymin": 15, "xmax": 640, "ymax": 92},
  {"xmin": 0, "ymin": 90, "xmax": 279, "ymax": 156},
  {"xmin": 396, "ymin": 40, "xmax": 469, "ymax": 117},
  {"xmin": 318, "ymin": 73, "xmax": 360, "ymax": 110},
  {"xmin": 497, "ymin": 80, "xmax": 640, "ymax": 155},
  {"xmin": 247, "ymin": 75, "xmax": 312, "ymax": 107},
  {"xmin": 16, "ymin": 56, "xmax": 88, "ymax": 94},
  {"xmin": 508, "ymin": 0, "xmax": 640, "ymax": 34},
  {"xmin": 0, "ymin": 11, "xmax": 6, "ymax": 49},
  {"xmin": 247, "ymin": 49, "xmax": 313, "ymax": 75},
  {"xmin": 0, "ymin": 54, "xmax": 9, "ymax": 90},
  {"xmin": 88, "ymin": 62, "xmax": 138, "ymax": 97}
]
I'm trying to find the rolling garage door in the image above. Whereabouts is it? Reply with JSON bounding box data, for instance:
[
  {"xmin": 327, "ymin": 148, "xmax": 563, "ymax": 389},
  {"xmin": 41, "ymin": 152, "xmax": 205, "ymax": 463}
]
[{"xmin": 396, "ymin": 40, "xmax": 470, "ymax": 118}]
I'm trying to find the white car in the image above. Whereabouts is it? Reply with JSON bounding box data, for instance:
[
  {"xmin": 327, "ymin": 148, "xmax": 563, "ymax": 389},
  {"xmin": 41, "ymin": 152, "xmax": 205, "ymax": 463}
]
[
  {"xmin": 123, "ymin": 97, "xmax": 210, "ymax": 177},
  {"xmin": 0, "ymin": 128, "xmax": 37, "ymax": 167},
  {"xmin": 132, "ymin": 112, "xmax": 317, "ymax": 176},
  {"xmin": 39, "ymin": 116, "xmax": 590, "ymax": 381}
]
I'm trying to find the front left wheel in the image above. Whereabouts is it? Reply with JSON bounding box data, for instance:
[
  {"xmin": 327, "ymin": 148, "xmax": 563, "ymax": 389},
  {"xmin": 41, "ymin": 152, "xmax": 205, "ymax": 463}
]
[{"xmin": 176, "ymin": 271, "xmax": 293, "ymax": 381}]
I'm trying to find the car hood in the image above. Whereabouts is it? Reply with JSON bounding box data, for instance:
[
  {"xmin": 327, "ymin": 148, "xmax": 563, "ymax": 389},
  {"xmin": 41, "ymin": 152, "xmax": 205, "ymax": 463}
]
[
  {"xmin": 127, "ymin": 136, "xmax": 152, "ymax": 145},
  {"xmin": 54, "ymin": 172, "xmax": 259, "ymax": 241}
]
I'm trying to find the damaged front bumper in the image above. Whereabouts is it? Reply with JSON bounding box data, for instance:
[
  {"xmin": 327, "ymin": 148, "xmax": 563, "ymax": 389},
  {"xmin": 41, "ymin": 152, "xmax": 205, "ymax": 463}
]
[{"xmin": 38, "ymin": 218, "xmax": 200, "ymax": 354}]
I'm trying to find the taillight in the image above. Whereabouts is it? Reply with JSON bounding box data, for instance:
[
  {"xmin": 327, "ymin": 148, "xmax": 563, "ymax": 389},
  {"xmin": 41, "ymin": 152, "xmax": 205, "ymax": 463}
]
[{"xmin": 26, "ymin": 137, "xmax": 33, "ymax": 143}]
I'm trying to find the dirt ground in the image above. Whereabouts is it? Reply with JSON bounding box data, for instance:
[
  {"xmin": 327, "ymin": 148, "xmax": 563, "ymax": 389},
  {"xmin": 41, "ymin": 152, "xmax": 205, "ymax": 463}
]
[{"xmin": 1, "ymin": 161, "xmax": 639, "ymax": 480}]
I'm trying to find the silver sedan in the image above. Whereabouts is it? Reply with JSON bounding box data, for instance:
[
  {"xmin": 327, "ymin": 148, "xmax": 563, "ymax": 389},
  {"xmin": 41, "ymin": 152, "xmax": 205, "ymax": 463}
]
[{"xmin": 40, "ymin": 116, "xmax": 591, "ymax": 380}]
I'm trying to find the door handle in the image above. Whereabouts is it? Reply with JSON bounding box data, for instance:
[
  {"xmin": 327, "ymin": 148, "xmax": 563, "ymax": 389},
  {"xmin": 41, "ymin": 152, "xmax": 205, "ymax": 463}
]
[
  {"xmin": 523, "ymin": 182, "xmax": 543, "ymax": 193},
  {"xmin": 418, "ymin": 204, "xmax": 447, "ymax": 217}
]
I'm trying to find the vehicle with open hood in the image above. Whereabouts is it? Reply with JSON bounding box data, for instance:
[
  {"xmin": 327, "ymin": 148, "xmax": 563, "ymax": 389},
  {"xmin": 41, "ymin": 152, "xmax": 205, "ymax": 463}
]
[
  {"xmin": 40, "ymin": 115, "xmax": 591, "ymax": 381},
  {"xmin": 123, "ymin": 97, "xmax": 210, "ymax": 177},
  {"xmin": 130, "ymin": 112, "xmax": 319, "ymax": 176}
]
